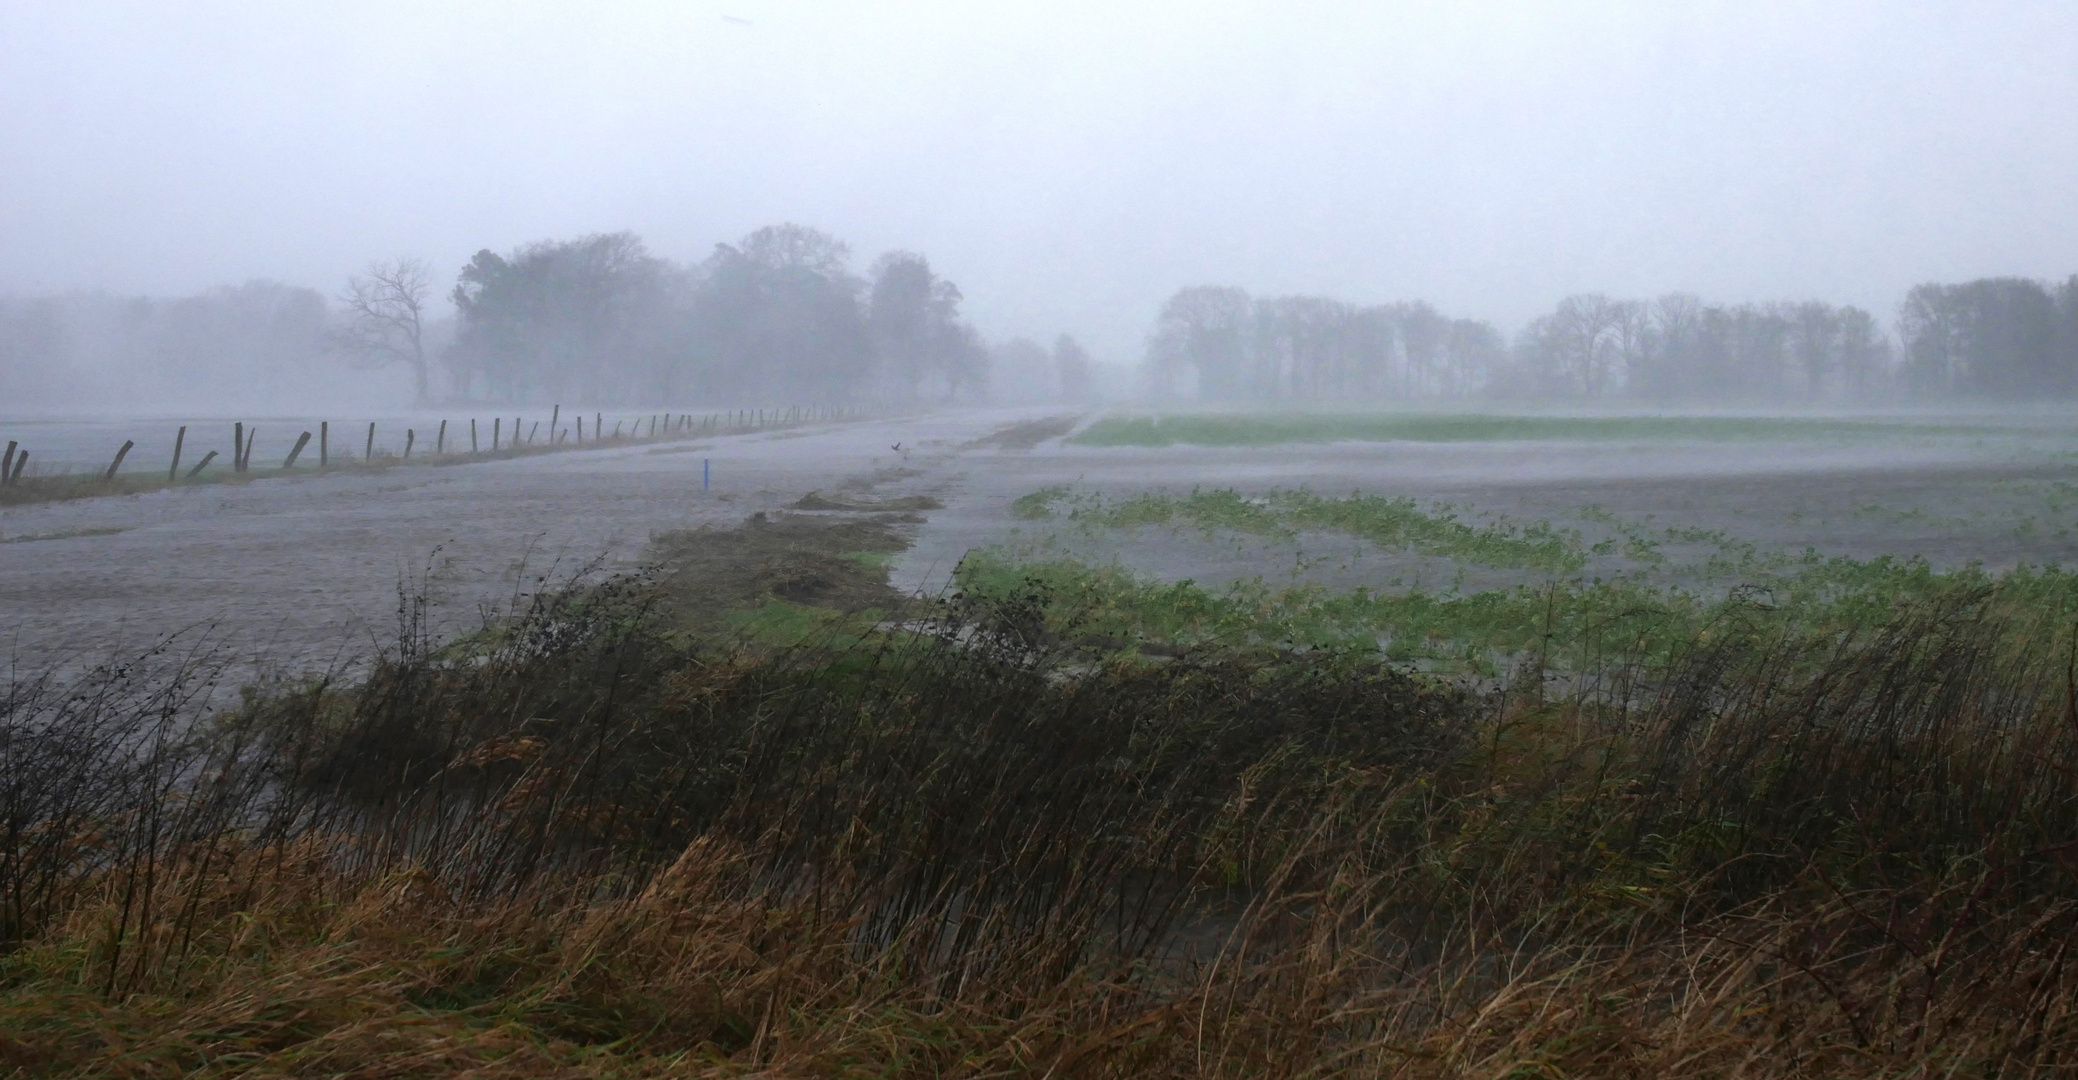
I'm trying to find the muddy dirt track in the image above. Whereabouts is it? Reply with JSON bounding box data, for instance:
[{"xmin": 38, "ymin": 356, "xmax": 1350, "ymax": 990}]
[{"xmin": 3, "ymin": 407, "xmax": 2074, "ymax": 680}]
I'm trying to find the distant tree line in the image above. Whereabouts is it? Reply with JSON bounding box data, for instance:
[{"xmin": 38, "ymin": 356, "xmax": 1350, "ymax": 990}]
[
  {"xmin": 430, "ymin": 224, "xmax": 990, "ymax": 406},
  {"xmin": 1142, "ymin": 286, "xmax": 1506, "ymax": 402},
  {"xmin": 0, "ymin": 282, "xmax": 335, "ymax": 409},
  {"xmin": 1146, "ymin": 275, "xmax": 2078, "ymax": 405}
]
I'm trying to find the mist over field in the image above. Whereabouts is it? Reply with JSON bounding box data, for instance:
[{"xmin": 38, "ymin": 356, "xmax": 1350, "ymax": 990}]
[
  {"xmin": 3, "ymin": 2, "xmax": 2076, "ymax": 414},
  {"xmin": 13, "ymin": 7, "xmax": 2078, "ymax": 1075}
]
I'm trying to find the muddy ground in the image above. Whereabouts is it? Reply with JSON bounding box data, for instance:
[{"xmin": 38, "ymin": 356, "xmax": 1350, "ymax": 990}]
[{"xmin": 4, "ymin": 407, "xmax": 2077, "ymax": 681}]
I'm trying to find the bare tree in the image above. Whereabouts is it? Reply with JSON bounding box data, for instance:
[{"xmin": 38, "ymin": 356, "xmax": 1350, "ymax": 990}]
[{"xmin": 335, "ymin": 257, "xmax": 433, "ymax": 402}]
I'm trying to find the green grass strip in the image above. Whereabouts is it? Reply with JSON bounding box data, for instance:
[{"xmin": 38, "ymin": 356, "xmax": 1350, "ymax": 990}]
[{"xmin": 1069, "ymin": 413, "xmax": 2032, "ymax": 448}]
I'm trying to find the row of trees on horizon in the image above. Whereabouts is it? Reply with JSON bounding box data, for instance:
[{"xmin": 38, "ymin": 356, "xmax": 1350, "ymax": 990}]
[
  {"xmin": 343, "ymin": 225, "xmax": 1041, "ymax": 406},
  {"xmin": 1143, "ymin": 275, "xmax": 2078, "ymax": 404},
  {"xmin": 0, "ymin": 224, "xmax": 1100, "ymax": 410},
  {"xmin": 4, "ymin": 228, "xmax": 2074, "ymax": 409}
]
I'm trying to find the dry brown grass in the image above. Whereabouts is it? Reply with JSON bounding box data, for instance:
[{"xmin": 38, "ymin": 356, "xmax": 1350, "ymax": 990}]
[{"xmin": 2, "ymin": 581, "xmax": 2075, "ymax": 1076}]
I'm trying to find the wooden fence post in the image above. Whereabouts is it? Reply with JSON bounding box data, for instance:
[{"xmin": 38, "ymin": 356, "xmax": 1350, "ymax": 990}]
[
  {"xmin": 437, "ymin": 419, "xmax": 447, "ymax": 455},
  {"xmin": 8, "ymin": 451, "xmax": 24, "ymax": 484},
  {"xmin": 320, "ymin": 421, "xmax": 329, "ymax": 467},
  {"xmin": 284, "ymin": 431, "xmax": 313, "ymax": 468},
  {"xmin": 186, "ymin": 451, "xmax": 217, "ymax": 479},
  {"xmin": 528, "ymin": 421, "xmax": 539, "ymax": 444},
  {"xmin": 104, "ymin": 440, "xmax": 134, "ymax": 481},
  {"xmin": 169, "ymin": 426, "xmax": 185, "ymax": 482},
  {"xmin": 234, "ymin": 422, "xmax": 245, "ymax": 473},
  {"xmin": 550, "ymin": 404, "xmax": 560, "ymax": 445},
  {"xmin": 243, "ymin": 427, "xmax": 257, "ymax": 472},
  {"xmin": 404, "ymin": 429, "xmax": 415, "ymax": 459},
  {"xmin": 470, "ymin": 418, "xmax": 479, "ymax": 453},
  {"xmin": 493, "ymin": 417, "xmax": 501, "ymax": 451},
  {"xmin": 366, "ymin": 422, "xmax": 375, "ymax": 462},
  {"xmin": 1, "ymin": 441, "xmax": 15, "ymax": 486},
  {"xmin": 577, "ymin": 415, "xmax": 585, "ymax": 442}
]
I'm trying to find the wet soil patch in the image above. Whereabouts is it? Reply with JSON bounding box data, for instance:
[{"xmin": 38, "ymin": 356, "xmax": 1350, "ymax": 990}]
[
  {"xmin": 650, "ymin": 510, "xmax": 917, "ymax": 635},
  {"xmin": 792, "ymin": 491, "xmax": 944, "ymax": 512},
  {"xmin": 964, "ymin": 415, "xmax": 1082, "ymax": 451}
]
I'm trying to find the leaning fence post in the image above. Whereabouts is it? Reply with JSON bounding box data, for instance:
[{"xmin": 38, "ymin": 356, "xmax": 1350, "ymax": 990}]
[
  {"xmin": 233, "ymin": 422, "xmax": 245, "ymax": 473},
  {"xmin": 404, "ymin": 429, "xmax": 415, "ymax": 459},
  {"xmin": 528, "ymin": 421, "xmax": 538, "ymax": 444},
  {"xmin": 366, "ymin": 421, "xmax": 375, "ymax": 462},
  {"xmin": 185, "ymin": 450, "xmax": 217, "ymax": 479},
  {"xmin": 1, "ymin": 441, "xmax": 15, "ymax": 486},
  {"xmin": 437, "ymin": 419, "xmax": 447, "ymax": 455},
  {"xmin": 320, "ymin": 421, "xmax": 329, "ymax": 467},
  {"xmin": 8, "ymin": 451, "xmax": 25, "ymax": 484},
  {"xmin": 284, "ymin": 431, "xmax": 313, "ymax": 468},
  {"xmin": 104, "ymin": 440, "xmax": 134, "ymax": 481},
  {"xmin": 168, "ymin": 426, "xmax": 186, "ymax": 482},
  {"xmin": 243, "ymin": 427, "xmax": 257, "ymax": 472}
]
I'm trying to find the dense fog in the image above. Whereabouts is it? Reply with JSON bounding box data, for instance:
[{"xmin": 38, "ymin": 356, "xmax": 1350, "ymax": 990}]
[{"xmin": 3, "ymin": 4, "xmax": 2076, "ymax": 413}]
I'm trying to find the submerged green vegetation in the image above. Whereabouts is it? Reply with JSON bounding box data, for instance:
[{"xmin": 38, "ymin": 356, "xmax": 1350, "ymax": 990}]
[
  {"xmin": 1068, "ymin": 411, "xmax": 2040, "ymax": 448},
  {"xmin": 978, "ymin": 484, "xmax": 2078, "ymax": 674}
]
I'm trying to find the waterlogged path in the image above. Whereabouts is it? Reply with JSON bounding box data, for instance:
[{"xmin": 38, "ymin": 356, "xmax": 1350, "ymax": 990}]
[{"xmin": 0, "ymin": 410, "xmax": 997, "ymax": 679}]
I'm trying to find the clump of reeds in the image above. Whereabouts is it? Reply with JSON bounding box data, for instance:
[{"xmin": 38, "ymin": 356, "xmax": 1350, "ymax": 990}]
[{"xmin": 0, "ymin": 579, "xmax": 2074, "ymax": 1076}]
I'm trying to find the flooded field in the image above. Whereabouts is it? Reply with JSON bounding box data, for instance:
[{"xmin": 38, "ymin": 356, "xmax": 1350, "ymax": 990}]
[{"xmin": 5, "ymin": 406, "xmax": 2078, "ymax": 680}]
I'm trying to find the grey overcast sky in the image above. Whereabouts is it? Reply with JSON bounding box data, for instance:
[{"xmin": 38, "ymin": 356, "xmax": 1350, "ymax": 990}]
[{"xmin": 2, "ymin": 1, "xmax": 2074, "ymax": 360}]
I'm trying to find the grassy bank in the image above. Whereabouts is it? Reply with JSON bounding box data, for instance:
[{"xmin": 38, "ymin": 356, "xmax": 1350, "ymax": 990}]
[
  {"xmin": 1067, "ymin": 412, "xmax": 2041, "ymax": 448},
  {"xmin": 3, "ymin": 545, "xmax": 2077, "ymax": 1075}
]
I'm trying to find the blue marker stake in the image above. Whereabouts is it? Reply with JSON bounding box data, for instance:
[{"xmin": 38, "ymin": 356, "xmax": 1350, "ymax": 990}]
[{"xmin": 703, "ymin": 458, "xmax": 710, "ymax": 491}]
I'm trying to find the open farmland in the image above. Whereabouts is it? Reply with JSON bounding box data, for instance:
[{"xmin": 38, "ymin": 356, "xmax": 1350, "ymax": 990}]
[
  {"xmin": 9, "ymin": 407, "xmax": 2078, "ymax": 1075},
  {"xmin": 7, "ymin": 407, "xmax": 2078, "ymax": 677}
]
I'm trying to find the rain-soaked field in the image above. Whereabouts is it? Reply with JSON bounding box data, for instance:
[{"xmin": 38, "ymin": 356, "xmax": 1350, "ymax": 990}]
[{"xmin": 5, "ymin": 406, "xmax": 2078, "ymax": 679}]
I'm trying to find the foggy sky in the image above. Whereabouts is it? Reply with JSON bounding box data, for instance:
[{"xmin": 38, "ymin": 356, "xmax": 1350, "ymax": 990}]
[{"xmin": 3, "ymin": 1, "xmax": 2074, "ymax": 362}]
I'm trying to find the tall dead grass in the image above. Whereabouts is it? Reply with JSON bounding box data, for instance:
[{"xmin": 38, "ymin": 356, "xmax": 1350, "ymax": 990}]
[{"xmin": 1, "ymin": 582, "xmax": 2074, "ymax": 1076}]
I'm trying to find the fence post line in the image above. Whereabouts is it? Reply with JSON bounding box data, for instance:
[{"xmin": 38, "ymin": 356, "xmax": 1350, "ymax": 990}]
[
  {"xmin": 168, "ymin": 426, "xmax": 185, "ymax": 482},
  {"xmin": 320, "ymin": 421, "xmax": 328, "ymax": 467},
  {"xmin": 104, "ymin": 440, "xmax": 134, "ymax": 481},
  {"xmin": 284, "ymin": 431, "xmax": 312, "ymax": 469}
]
